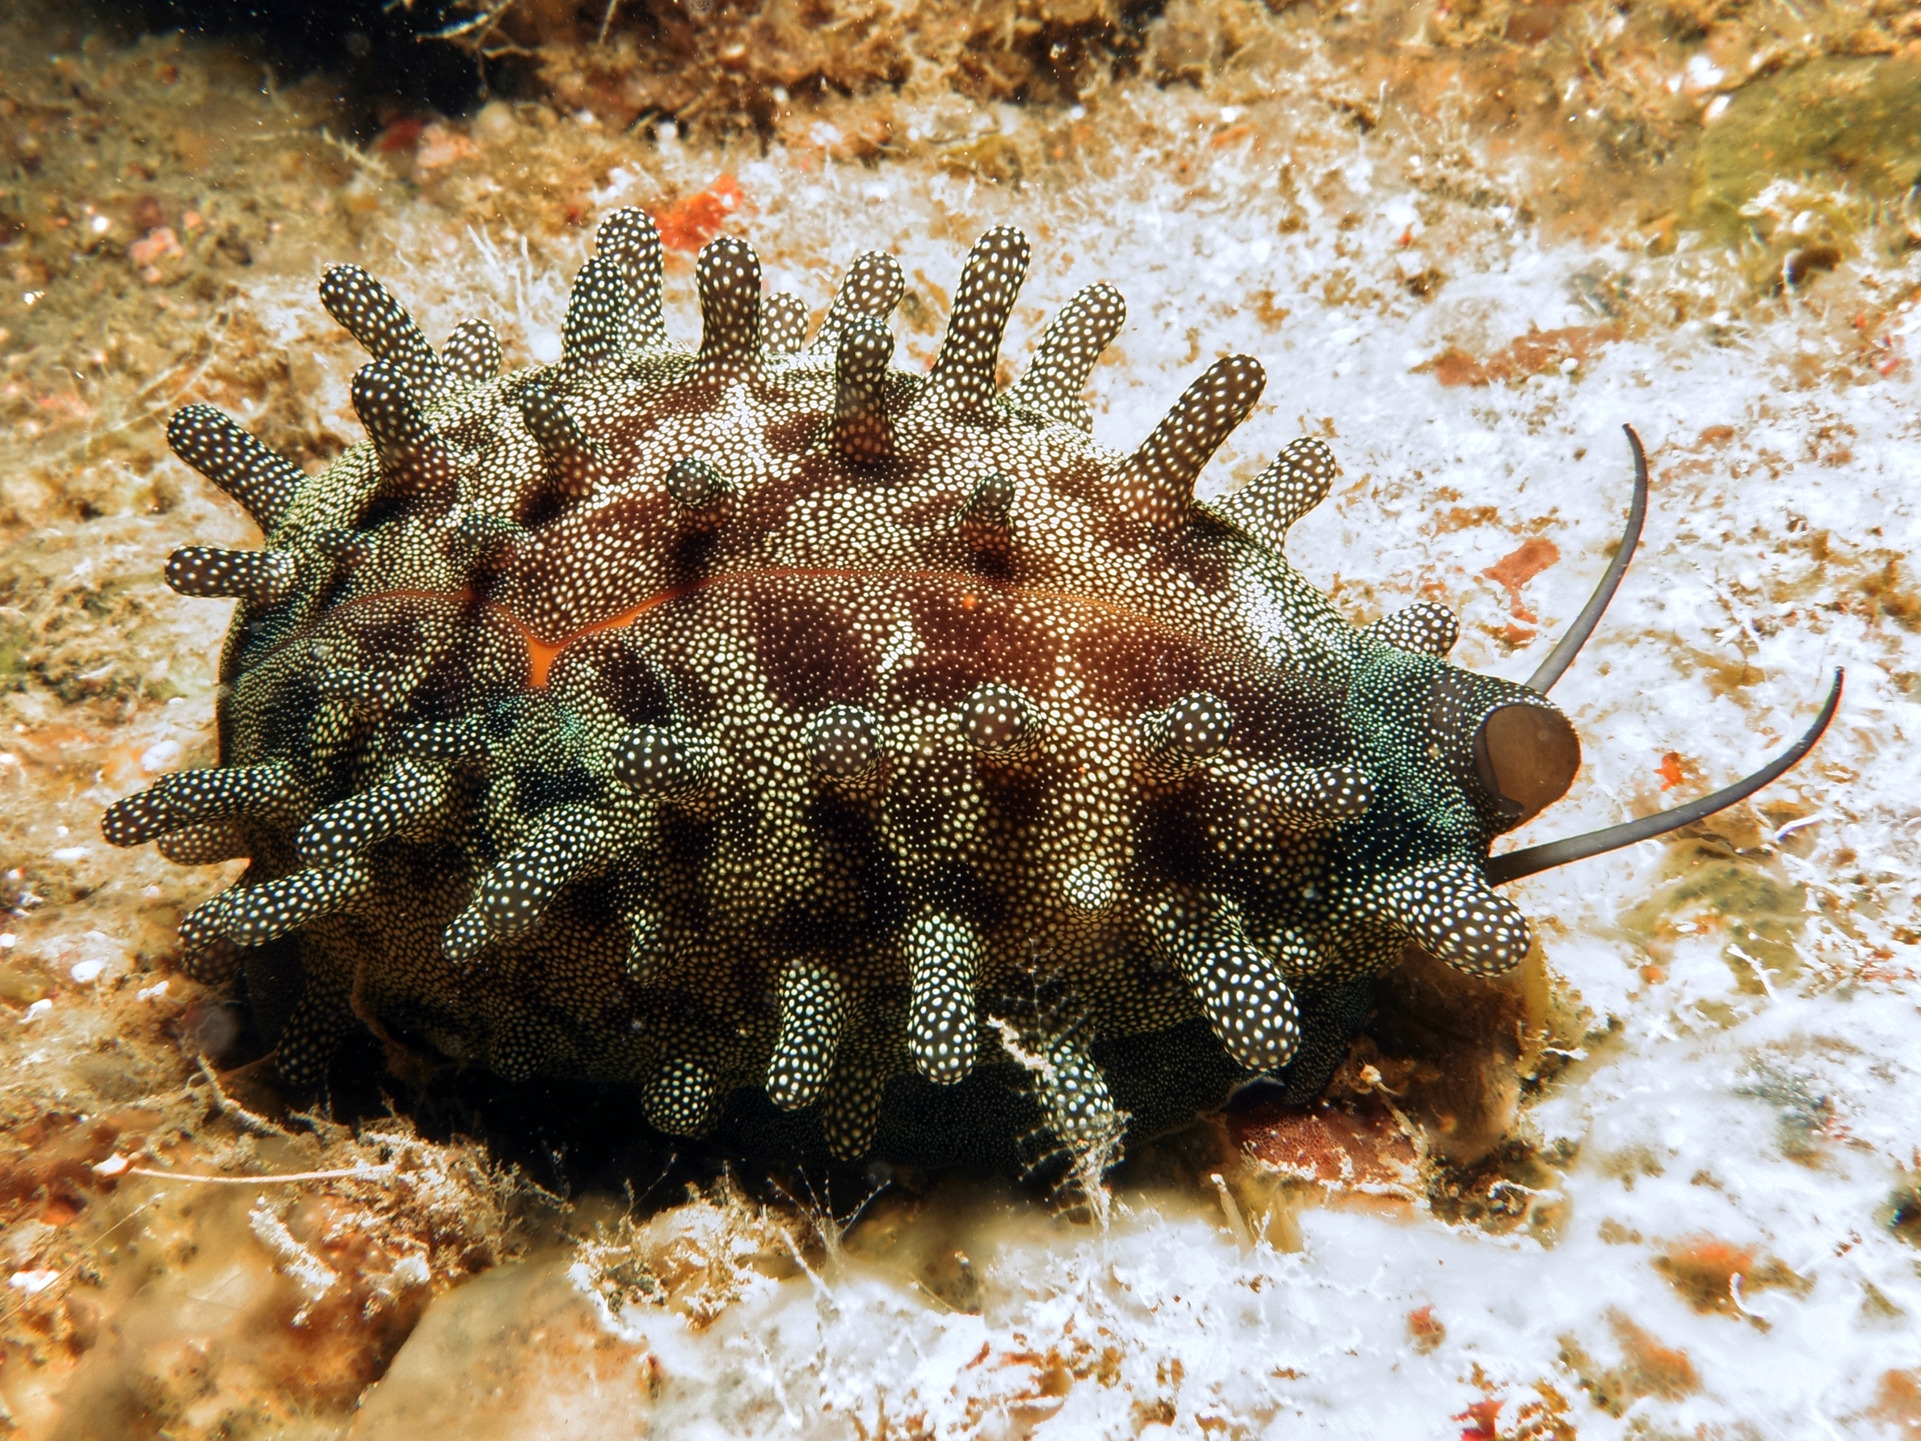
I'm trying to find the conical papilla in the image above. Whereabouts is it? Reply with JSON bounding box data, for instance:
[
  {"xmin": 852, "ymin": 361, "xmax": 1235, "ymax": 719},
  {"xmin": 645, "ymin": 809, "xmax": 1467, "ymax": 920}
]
[
  {"xmin": 593, "ymin": 206, "xmax": 669, "ymax": 351},
  {"xmin": 766, "ymin": 960, "xmax": 847, "ymax": 1111},
  {"xmin": 811, "ymin": 250, "xmax": 904, "ymax": 351},
  {"xmin": 560, "ymin": 253, "xmax": 636, "ymax": 377},
  {"xmin": 646, "ymin": 1055, "xmax": 718, "ymax": 1137},
  {"xmin": 1149, "ymin": 889, "xmax": 1301, "ymax": 1072},
  {"xmin": 442, "ymin": 804, "xmax": 621, "ymax": 962},
  {"xmin": 915, "ymin": 226, "xmax": 1029, "ymax": 421},
  {"xmin": 762, "ymin": 293, "xmax": 808, "ymax": 355},
  {"xmin": 166, "ymin": 405, "xmax": 304, "ymax": 532},
  {"xmin": 1375, "ymin": 857, "xmax": 1531, "ymax": 976},
  {"xmin": 441, "ymin": 318, "xmax": 502, "ymax": 385},
  {"xmin": 834, "ymin": 316, "xmax": 895, "ymax": 462},
  {"xmin": 320, "ymin": 263, "xmax": 446, "ymax": 395},
  {"xmin": 693, "ymin": 234, "xmax": 764, "ymax": 382},
  {"xmin": 1006, "ymin": 282, "xmax": 1125, "ymax": 431},
  {"xmin": 1115, "ymin": 355, "xmax": 1266, "ymax": 531},
  {"xmin": 958, "ymin": 471, "xmax": 1014, "ymax": 562},
  {"xmin": 518, "ymin": 382, "xmax": 603, "ymax": 500},
  {"xmin": 103, "ymin": 762, "xmax": 303, "ymax": 848},
  {"xmin": 165, "ymin": 546, "xmax": 298, "ymax": 605},
  {"xmin": 352, "ymin": 361, "xmax": 459, "ymax": 506},
  {"xmin": 1364, "ymin": 602, "xmax": 1459, "ymax": 657},
  {"xmin": 905, "ymin": 912, "xmax": 981, "ymax": 1085},
  {"xmin": 1216, "ymin": 435, "xmax": 1336, "ymax": 550}
]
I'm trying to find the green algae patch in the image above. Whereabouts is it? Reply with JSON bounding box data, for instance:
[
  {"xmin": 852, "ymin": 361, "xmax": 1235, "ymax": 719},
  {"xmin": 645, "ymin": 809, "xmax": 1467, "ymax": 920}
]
[
  {"xmin": 1621, "ymin": 849, "xmax": 1811, "ymax": 999},
  {"xmin": 1687, "ymin": 57, "xmax": 1921, "ymax": 275}
]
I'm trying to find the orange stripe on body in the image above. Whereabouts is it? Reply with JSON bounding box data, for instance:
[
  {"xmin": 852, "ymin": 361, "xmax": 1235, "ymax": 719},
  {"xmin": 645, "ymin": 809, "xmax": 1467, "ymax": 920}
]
[
  {"xmin": 277, "ymin": 568, "xmax": 1175, "ymax": 692},
  {"xmin": 513, "ymin": 601, "xmax": 658, "ymax": 689},
  {"xmin": 499, "ymin": 568, "xmax": 993, "ymax": 689}
]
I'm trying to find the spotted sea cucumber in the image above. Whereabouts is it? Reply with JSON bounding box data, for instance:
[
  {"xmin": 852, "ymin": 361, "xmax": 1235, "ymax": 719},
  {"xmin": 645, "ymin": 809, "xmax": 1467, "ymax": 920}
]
[{"xmin": 103, "ymin": 211, "xmax": 1839, "ymax": 1167}]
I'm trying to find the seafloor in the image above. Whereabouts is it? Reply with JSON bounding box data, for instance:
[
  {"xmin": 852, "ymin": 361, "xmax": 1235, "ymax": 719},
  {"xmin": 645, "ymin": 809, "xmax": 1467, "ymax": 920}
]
[{"xmin": 0, "ymin": 0, "xmax": 1918, "ymax": 1436}]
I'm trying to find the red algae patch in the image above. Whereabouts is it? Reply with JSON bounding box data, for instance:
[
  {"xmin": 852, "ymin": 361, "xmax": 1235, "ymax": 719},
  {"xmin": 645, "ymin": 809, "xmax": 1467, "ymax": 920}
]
[
  {"xmin": 654, "ymin": 174, "xmax": 748, "ymax": 253},
  {"xmin": 1453, "ymin": 1395, "xmax": 1503, "ymax": 1440},
  {"xmin": 1481, "ymin": 538, "xmax": 1562, "ymax": 625},
  {"xmin": 1651, "ymin": 1234, "xmax": 1810, "ymax": 1319},
  {"xmin": 1451, "ymin": 1370, "xmax": 1580, "ymax": 1441},
  {"xmin": 1559, "ymin": 1311, "xmax": 1702, "ymax": 1418},
  {"xmin": 1232, "ymin": 1097, "xmax": 1423, "ymax": 1200},
  {"xmin": 1430, "ymin": 327, "xmax": 1623, "ymax": 388},
  {"xmin": 1405, "ymin": 1304, "xmax": 1446, "ymax": 1353},
  {"xmin": 1869, "ymin": 1368, "xmax": 1921, "ymax": 1440}
]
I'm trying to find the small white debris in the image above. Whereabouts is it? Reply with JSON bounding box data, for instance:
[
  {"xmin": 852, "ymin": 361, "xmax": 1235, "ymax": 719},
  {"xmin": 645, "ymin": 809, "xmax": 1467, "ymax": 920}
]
[
  {"xmin": 0, "ymin": 933, "xmax": 15, "ymax": 950},
  {"xmin": 50, "ymin": 847, "xmax": 87, "ymax": 862},
  {"xmin": 137, "ymin": 979, "xmax": 171, "ymax": 1001},
  {"xmin": 1683, "ymin": 53, "xmax": 1725, "ymax": 92},
  {"xmin": 8, "ymin": 1270, "xmax": 60, "ymax": 1295},
  {"xmin": 69, "ymin": 959, "xmax": 106, "ymax": 984},
  {"xmin": 139, "ymin": 738, "xmax": 183, "ymax": 774},
  {"xmin": 93, "ymin": 1154, "xmax": 130, "ymax": 1178},
  {"xmin": 20, "ymin": 999, "xmax": 51, "ymax": 1023},
  {"xmin": 249, "ymin": 1200, "xmax": 339, "ymax": 1322}
]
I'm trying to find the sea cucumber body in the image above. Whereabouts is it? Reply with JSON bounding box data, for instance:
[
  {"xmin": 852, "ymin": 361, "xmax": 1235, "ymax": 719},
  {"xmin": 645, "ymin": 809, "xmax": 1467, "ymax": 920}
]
[{"xmin": 111, "ymin": 216, "xmax": 1565, "ymax": 1165}]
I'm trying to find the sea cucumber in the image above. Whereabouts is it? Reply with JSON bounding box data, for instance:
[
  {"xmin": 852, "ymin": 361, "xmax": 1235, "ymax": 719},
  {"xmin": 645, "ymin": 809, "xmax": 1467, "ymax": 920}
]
[{"xmin": 103, "ymin": 211, "xmax": 1838, "ymax": 1167}]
